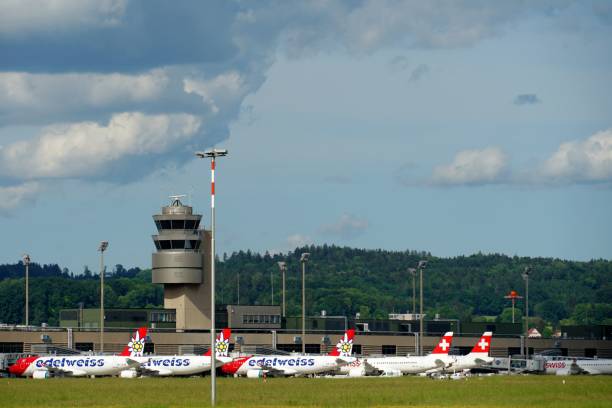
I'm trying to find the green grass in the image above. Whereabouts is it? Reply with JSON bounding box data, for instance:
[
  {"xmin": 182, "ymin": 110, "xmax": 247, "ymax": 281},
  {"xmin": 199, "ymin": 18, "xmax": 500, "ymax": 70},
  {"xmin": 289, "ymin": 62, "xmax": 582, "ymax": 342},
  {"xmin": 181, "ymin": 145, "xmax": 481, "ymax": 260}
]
[{"xmin": 1, "ymin": 375, "xmax": 611, "ymax": 408}]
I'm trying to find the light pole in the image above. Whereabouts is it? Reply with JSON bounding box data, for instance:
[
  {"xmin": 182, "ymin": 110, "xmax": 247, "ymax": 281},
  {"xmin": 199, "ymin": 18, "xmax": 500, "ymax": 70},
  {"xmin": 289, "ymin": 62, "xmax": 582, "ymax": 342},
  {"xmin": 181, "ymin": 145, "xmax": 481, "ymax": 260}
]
[
  {"xmin": 522, "ymin": 266, "xmax": 531, "ymax": 358},
  {"xmin": 23, "ymin": 254, "xmax": 30, "ymax": 326},
  {"xmin": 278, "ymin": 261, "xmax": 287, "ymax": 317},
  {"xmin": 271, "ymin": 267, "xmax": 274, "ymax": 305},
  {"xmin": 408, "ymin": 268, "xmax": 416, "ymax": 314},
  {"xmin": 237, "ymin": 270, "xmax": 240, "ymax": 305},
  {"xmin": 300, "ymin": 252, "xmax": 310, "ymax": 354},
  {"xmin": 98, "ymin": 241, "xmax": 108, "ymax": 353},
  {"xmin": 196, "ymin": 148, "xmax": 227, "ymax": 408},
  {"xmin": 417, "ymin": 260, "xmax": 427, "ymax": 356}
]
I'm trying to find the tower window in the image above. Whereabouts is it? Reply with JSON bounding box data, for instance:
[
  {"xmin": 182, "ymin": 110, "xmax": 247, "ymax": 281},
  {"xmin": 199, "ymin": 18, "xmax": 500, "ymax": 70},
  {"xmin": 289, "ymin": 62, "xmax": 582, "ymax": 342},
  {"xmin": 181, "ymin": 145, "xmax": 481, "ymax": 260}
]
[
  {"xmin": 160, "ymin": 220, "xmax": 171, "ymax": 230},
  {"xmin": 171, "ymin": 240, "xmax": 185, "ymax": 249},
  {"xmin": 159, "ymin": 240, "xmax": 171, "ymax": 250},
  {"xmin": 185, "ymin": 220, "xmax": 196, "ymax": 229},
  {"xmin": 171, "ymin": 220, "xmax": 185, "ymax": 229}
]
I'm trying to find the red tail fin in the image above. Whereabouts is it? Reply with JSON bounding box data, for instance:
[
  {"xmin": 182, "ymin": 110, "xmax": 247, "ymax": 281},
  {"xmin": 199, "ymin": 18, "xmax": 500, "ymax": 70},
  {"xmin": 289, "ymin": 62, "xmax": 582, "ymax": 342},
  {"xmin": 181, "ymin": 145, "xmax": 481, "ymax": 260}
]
[
  {"xmin": 470, "ymin": 331, "xmax": 492, "ymax": 354},
  {"xmin": 328, "ymin": 329, "xmax": 355, "ymax": 356},
  {"xmin": 430, "ymin": 332, "xmax": 453, "ymax": 354},
  {"xmin": 120, "ymin": 327, "xmax": 148, "ymax": 356}
]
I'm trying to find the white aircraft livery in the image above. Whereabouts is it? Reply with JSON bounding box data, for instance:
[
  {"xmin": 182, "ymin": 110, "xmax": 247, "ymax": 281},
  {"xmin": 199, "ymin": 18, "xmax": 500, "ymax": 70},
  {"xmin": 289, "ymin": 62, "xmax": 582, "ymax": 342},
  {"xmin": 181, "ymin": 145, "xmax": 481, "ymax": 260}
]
[
  {"xmin": 221, "ymin": 329, "xmax": 356, "ymax": 377},
  {"xmin": 341, "ymin": 331, "xmax": 455, "ymax": 376},
  {"xmin": 120, "ymin": 327, "xmax": 233, "ymax": 377},
  {"xmin": 444, "ymin": 331, "xmax": 494, "ymax": 372},
  {"xmin": 544, "ymin": 356, "xmax": 612, "ymax": 375},
  {"xmin": 8, "ymin": 333, "xmax": 142, "ymax": 378}
]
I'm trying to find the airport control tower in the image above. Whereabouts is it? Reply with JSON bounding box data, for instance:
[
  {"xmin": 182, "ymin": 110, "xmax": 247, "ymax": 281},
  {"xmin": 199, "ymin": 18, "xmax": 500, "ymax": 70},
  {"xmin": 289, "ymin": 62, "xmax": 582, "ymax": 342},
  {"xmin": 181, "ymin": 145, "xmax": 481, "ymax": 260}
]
[{"xmin": 152, "ymin": 195, "xmax": 212, "ymax": 330}]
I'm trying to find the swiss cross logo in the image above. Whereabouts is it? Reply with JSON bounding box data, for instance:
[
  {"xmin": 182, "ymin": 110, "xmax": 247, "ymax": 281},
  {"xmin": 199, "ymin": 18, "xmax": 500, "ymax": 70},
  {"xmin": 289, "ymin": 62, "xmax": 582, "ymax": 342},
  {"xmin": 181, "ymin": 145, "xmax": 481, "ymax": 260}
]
[
  {"xmin": 478, "ymin": 338, "xmax": 489, "ymax": 351},
  {"xmin": 438, "ymin": 338, "xmax": 449, "ymax": 351}
]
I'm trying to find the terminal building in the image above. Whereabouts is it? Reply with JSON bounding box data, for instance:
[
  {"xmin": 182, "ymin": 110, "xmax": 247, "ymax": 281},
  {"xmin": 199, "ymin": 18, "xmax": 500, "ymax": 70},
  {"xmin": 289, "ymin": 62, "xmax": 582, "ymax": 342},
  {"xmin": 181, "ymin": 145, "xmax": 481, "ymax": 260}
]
[{"xmin": 1, "ymin": 197, "xmax": 611, "ymax": 364}]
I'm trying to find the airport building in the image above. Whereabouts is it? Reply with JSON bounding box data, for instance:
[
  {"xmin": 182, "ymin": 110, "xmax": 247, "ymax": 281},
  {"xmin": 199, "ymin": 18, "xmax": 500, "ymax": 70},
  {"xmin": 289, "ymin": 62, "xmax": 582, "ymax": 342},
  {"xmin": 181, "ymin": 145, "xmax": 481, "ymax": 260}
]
[{"xmin": 1, "ymin": 197, "xmax": 611, "ymax": 365}]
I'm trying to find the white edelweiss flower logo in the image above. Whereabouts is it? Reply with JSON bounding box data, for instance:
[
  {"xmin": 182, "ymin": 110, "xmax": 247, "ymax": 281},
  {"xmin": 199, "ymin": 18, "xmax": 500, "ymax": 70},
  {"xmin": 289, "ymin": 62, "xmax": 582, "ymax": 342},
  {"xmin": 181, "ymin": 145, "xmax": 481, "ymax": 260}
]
[
  {"xmin": 128, "ymin": 333, "xmax": 145, "ymax": 356},
  {"xmin": 337, "ymin": 337, "xmax": 352, "ymax": 355},
  {"xmin": 215, "ymin": 339, "xmax": 229, "ymax": 355}
]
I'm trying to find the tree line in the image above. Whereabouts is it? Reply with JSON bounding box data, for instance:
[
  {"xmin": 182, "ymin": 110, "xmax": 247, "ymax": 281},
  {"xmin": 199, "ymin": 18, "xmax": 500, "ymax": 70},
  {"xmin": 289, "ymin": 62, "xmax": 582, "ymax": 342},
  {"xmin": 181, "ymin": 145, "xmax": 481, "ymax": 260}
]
[{"xmin": 1, "ymin": 246, "xmax": 610, "ymax": 328}]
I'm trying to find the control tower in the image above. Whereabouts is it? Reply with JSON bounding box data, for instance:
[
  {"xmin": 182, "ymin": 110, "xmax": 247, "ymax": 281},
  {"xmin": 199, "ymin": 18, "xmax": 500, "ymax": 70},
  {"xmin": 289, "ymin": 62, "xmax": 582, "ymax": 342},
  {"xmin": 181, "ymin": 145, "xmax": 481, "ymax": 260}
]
[{"xmin": 152, "ymin": 195, "xmax": 212, "ymax": 330}]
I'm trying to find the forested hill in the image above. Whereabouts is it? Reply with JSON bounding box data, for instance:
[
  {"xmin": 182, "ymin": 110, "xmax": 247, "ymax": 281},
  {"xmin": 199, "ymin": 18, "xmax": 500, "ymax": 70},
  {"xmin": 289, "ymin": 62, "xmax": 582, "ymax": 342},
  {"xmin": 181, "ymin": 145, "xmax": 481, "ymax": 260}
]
[{"xmin": 1, "ymin": 246, "xmax": 611, "ymax": 327}]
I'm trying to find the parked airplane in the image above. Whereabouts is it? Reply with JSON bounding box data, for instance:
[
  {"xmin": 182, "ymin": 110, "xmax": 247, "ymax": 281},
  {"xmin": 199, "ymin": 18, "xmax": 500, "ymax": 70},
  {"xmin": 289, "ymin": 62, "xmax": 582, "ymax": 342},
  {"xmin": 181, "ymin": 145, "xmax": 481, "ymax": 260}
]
[
  {"xmin": 341, "ymin": 331, "xmax": 455, "ymax": 376},
  {"xmin": 120, "ymin": 327, "xmax": 233, "ymax": 377},
  {"xmin": 544, "ymin": 356, "xmax": 612, "ymax": 375},
  {"xmin": 8, "ymin": 330, "xmax": 144, "ymax": 378},
  {"xmin": 221, "ymin": 329, "xmax": 356, "ymax": 377},
  {"xmin": 443, "ymin": 331, "xmax": 493, "ymax": 372}
]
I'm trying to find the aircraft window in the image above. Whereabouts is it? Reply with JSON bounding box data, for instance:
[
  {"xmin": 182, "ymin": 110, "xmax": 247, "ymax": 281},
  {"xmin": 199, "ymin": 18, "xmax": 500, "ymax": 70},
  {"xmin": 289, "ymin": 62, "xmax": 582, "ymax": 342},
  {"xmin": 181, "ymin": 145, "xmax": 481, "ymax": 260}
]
[{"xmin": 171, "ymin": 220, "xmax": 185, "ymax": 229}]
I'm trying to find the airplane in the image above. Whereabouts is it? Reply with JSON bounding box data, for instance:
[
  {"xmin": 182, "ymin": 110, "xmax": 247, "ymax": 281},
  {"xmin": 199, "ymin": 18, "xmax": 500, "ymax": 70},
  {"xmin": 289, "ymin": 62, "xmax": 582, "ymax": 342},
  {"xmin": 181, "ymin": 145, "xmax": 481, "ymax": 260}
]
[
  {"xmin": 221, "ymin": 329, "xmax": 356, "ymax": 377},
  {"xmin": 543, "ymin": 356, "xmax": 612, "ymax": 375},
  {"xmin": 8, "ymin": 330, "xmax": 145, "ymax": 378},
  {"xmin": 120, "ymin": 327, "xmax": 233, "ymax": 377},
  {"xmin": 340, "ymin": 331, "xmax": 455, "ymax": 376},
  {"xmin": 443, "ymin": 331, "xmax": 494, "ymax": 372}
]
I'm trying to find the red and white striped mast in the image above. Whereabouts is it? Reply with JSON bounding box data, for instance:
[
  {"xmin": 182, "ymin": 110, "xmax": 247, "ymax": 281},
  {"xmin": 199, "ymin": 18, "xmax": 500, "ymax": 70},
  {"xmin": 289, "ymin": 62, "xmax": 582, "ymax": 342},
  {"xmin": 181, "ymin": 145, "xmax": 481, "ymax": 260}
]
[{"xmin": 196, "ymin": 148, "xmax": 227, "ymax": 407}]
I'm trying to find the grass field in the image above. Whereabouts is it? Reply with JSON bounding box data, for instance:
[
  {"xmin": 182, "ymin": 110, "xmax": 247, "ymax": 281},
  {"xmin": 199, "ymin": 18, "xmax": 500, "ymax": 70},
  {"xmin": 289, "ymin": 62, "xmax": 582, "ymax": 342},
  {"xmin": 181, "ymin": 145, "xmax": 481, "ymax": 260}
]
[{"xmin": 1, "ymin": 375, "xmax": 611, "ymax": 408}]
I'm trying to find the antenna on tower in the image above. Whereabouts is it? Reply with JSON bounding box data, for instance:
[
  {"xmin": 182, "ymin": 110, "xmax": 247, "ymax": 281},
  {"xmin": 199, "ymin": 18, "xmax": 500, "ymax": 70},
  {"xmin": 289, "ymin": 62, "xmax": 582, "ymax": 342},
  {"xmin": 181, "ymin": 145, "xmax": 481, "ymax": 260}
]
[{"xmin": 169, "ymin": 194, "xmax": 187, "ymax": 207}]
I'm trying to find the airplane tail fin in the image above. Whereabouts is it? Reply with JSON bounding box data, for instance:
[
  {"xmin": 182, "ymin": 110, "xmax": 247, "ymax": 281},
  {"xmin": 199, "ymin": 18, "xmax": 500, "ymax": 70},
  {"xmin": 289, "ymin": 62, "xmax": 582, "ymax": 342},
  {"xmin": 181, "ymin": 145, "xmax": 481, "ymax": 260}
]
[
  {"xmin": 469, "ymin": 331, "xmax": 492, "ymax": 355},
  {"xmin": 120, "ymin": 327, "xmax": 148, "ymax": 356},
  {"xmin": 328, "ymin": 329, "xmax": 355, "ymax": 357},
  {"xmin": 430, "ymin": 332, "xmax": 454, "ymax": 355},
  {"xmin": 204, "ymin": 328, "xmax": 232, "ymax": 357}
]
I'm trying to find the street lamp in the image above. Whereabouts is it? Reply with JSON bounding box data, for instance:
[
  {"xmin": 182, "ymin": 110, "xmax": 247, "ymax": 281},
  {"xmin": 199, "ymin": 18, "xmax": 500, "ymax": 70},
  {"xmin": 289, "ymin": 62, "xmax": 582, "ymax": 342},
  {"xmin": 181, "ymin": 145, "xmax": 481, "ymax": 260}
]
[
  {"xmin": 195, "ymin": 148, "xmax": 227, "ymax": 407},
  {"xmin": 408, "ymin": 268, "xmax": 417, "ymax": 315},
  {"xmin": 300, "ymin": 252, "xmax": 310, "ymax": 354},
  {"xmin": 417, "ymin": 260, "xmax": 427, "ymax": 356},
  {"xmin": 23, "ymin": 254, "xmax": 30, "ymax": 326},
  {"xmin": 98, "ymin": 241, "xmax": 108, "ymax": 353},
  {"xmin": 277, "ymin": 261, "xmax": 287, "ymax": 317},
  {"xmin": 522, "ymin": 266, "xmax": 531, "ymax": 358}
]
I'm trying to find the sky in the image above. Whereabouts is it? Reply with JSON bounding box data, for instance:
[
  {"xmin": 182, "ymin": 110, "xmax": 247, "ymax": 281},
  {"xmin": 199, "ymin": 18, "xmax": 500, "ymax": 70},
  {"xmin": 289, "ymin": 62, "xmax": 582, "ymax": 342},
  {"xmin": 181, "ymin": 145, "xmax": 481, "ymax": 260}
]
[{"xmin": 0, "ymin": 0, "xmax": 611, "ymax": 273}]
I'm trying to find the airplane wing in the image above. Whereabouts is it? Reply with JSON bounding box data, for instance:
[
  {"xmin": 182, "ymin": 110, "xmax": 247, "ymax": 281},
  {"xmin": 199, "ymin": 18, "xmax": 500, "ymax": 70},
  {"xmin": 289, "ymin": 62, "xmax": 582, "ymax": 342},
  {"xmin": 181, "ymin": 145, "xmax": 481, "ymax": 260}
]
[
  {"xmin": 335, "ymin": 357, "xmax": 353, "ymax": 367},
  {"xmin": 41, "ymin": 364, "xmax": 86, "ymax": 377},
  {"xmin": 259, "ymin": 365, "xmax": 296, "ymax": 376},
  {"xmin": 126, "ymin": 358, "xmax": 143, "ymax": 368},
  {"xmin": 433, "ymin": 359, "xmax": 447, "ymax": 368}
]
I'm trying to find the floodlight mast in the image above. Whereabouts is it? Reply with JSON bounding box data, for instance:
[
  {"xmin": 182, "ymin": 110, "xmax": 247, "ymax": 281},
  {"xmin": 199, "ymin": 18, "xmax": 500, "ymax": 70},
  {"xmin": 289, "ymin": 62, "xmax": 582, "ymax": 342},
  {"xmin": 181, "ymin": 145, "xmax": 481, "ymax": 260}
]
[
  {"xmin": 522, "ymin": 266, "xmax": 531, "ymax": 358},
  {"xmin": 195, "ymin": 148, "xmax": 227, "ymax": 408},
  {"xmin": 417, "ymin": 260, "xmax": 427, "ymax": 356},
  {"xmin": 98, "ymin": 241, "xmax": 108, "ymax": 353},
  {"xmin": 300, "ymin": 253, "xmax": 310, "ymax": 354},
  {"xmin": 278, "ymin": 261, "xmax": 287, "ymax": 317},
  {"xmin": 23, "ymin": 254, "xmax": 31, "ymax": 326}
]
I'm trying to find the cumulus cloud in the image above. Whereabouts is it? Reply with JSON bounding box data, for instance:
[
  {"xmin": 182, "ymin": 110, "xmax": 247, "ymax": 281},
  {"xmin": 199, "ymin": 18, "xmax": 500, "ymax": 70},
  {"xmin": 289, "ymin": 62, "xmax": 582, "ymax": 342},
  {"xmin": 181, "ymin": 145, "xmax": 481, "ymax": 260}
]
[
  {"xmin": 0, "ymin": 0, "xmax": 126, "ymax": 36},
  {"xmin": 319, "ymin": 213, "xmax": 369, "ymax": 239},
  {"xmin": 541, "ymin": 129, "xmax": 612, "ymax": 183},
  {"xmin": 0, "ymin": 113, "xmax": 200, "ymax": 180},
  {"xmin": 514, "ymin": 94, "xmax": 541, "ymax": 105},
  {"xmin": 0, "ymin": 1, "xmax": 580, "ymax": 207},
  {"xmin": 432, "ymin": 147, "xmax": 508, "ymax": 185},
  {"xmin": 0, "ymin": 182, "xmax": 40, "ymax": 215}
]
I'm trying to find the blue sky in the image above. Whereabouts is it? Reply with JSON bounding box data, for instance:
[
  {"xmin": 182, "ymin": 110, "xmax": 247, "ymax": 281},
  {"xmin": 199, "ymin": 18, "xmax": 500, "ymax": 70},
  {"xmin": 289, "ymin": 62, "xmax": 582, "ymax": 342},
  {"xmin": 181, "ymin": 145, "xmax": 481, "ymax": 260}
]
[{"xmin": 0, "ymin": 1, "xmax": 611, "ymax": 273}]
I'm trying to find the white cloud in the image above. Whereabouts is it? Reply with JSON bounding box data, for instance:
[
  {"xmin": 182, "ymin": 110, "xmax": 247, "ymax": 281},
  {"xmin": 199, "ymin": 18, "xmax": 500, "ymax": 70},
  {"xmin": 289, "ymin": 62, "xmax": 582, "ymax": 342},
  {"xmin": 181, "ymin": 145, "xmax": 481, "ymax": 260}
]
[
  {"xmin": 0, "ymin": 112, "xmax": 201, "ymax": 180},
  {"xmin": 0, "ymin": 69, "xmax": 168, "ymax": 110},
  {"xmin": 183, "ymin": 72, "xmax": 247, "ymax": 115},
  {"xmin": 0, "ymin": 182, "xmax": 40, "ymax": 214},
  {"xmin": 541, "ymin": 129, "xmax": 612, "ymax": 183},
  {"xmin": 0, "ymin": 0, "xmax": 126, "ymax": 36},
  {"xmin": 319, "ymin": 213, "xmax": 369, "ymax": 239},
  {"xmin": 286, "ymin": 234, "xmax": 313, "ymax": 249},
  {"xmin": 432, "ymin": 147, "xmax": 508, "ymax": 185}
]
